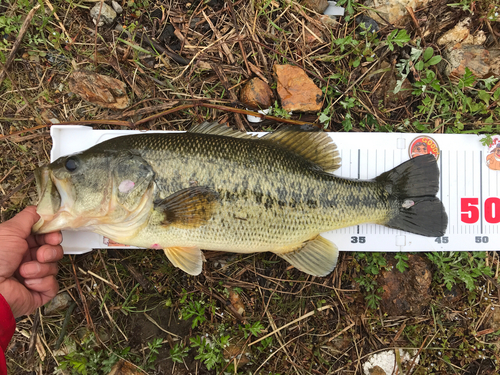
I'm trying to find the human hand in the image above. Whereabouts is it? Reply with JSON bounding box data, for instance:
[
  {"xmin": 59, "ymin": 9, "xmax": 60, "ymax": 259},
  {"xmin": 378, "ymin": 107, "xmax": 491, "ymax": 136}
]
[{"xmin": 0, "ymin": 206, "xmax": 64, "ymax": 318}]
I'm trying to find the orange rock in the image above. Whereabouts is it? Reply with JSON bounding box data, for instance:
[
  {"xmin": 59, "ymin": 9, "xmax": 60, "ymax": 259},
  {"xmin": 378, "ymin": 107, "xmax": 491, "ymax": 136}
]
[
  {"xmin": 69, "ymin": 71, "xmax": 130, "ymax": 110},
  {"xmin": 240, "ymin": 78, "xmax": 274, "ymax": 110},
  {"xmin": 229, "ymin": 288, "xmax": 245, "ymax": 316},
  {"xmin": 273, "ymin": 64, "xmax": 323, "ymax": 112},
  {"xmin": 107, "ymin": 359, "xmax": 143, "ymax": 375},
  {"xmin": 304, "ymin": 23, "xmax": 324, "ymax": 45},
  {"xmin": 443, "ymin": 45, "xmax": 499, "ymax": 80}
]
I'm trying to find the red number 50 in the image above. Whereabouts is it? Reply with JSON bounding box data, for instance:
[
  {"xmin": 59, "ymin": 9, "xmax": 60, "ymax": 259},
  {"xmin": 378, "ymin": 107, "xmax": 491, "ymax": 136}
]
[{"xmin": 461, "ymin": 197, "xmax": 500, "ymax": 224}]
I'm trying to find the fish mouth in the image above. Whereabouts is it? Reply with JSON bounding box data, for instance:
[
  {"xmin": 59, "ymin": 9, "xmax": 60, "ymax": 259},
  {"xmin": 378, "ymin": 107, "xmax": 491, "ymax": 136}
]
[{"xmin": 33, "ymin": 167, "xmax": 74, "ymax": 234}]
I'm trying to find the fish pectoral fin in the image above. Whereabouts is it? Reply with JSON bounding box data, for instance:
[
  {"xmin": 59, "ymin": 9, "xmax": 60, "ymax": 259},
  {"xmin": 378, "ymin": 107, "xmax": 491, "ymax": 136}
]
[
  {"xmin": 276, "ymin": 235, "xmax": 339, "ymax": 277},
  {"xmin": 262, "ymin": 129, "xmax": 341, "ymax": 173},
  {"xmin": 163, "ymin": 247, "xmax": 205, "ymax": 275},
  {"xmin": 154, "ymin": 186, "xmax": 220, "ymax": 228}
]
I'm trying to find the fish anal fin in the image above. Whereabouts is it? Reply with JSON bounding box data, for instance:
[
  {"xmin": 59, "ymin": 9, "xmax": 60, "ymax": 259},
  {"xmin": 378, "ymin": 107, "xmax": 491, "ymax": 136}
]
[
  {"xmin": 163, "ymin": 247, "xmax": 205, "ymax": 275},
  {"xmin": 262, "ymin": 130, "xmax": 341, "ymax": 173},
  {"xmin": 189, "ymin": 121, "xmax": 257, "ymax": 139},
  {"xmin": 155, "ymin": 186, "xmax": 219, "ymax": 228},
  {"xmin": 276, "ymin": 235, "xmax": 339, "ymax": 277}
]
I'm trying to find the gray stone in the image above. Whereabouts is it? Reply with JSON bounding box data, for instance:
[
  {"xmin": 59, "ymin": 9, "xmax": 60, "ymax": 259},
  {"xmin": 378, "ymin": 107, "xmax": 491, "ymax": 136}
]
[
  {"xmin": 90, "ymin": 3, "xmax": 117, "ymax": 26},
  {"xmin": 44, "ymin": 292, "xmax": 73, "ymax": 314},
  {"xmin": 363, "ymin": 350, "xmax": 419, "ymax": 375},
  {"xmin": 112, "ymin": 1, "xmax": 123, "ymax": 14},
  {"xmin": 363, "ymin": 0, "xmax": 433, "ymax": 25}
]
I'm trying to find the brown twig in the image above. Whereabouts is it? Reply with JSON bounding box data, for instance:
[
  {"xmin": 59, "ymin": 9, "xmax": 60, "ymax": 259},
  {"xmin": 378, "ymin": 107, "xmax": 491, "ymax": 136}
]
[
  {"xmin": 69, "ymin": 255, "xmax": 94, "ymax": 329},
  {"xmin": 93, "ymin": 0, "xmax": 104, "ymax": 65},
  {"xmin": 249, "ymin": 304, "xmax": 332, "ymax": 347},
  {"xmin": 197, "ymin": 283, "xmax": 245, "ymax": 322},
  {"xmin": 108, "ymin": 57, "xmax": 143, "ymax": 98},
  {"xmin": 107, "ymin": 249, "xmax": 152, "ymax": 291},
  {"xmin": 0, "ymin": 166, "xmax": 16, "ymax": 185},
  {"xmin": 406, "ymin": 6, "xmax": 426, "ymax": 46},
  {"xmin": 485, "ymin": 20, "xmax": 499, "ymax": 47},
  {"xmin": 0, "ymin": 4, "xmax": 40, "ymax": 86},
  {"xmin": 0, "ymin": 174, "xmax": 34, "ymax": 208},
  {"xmin": 227, "ymin": 0, "xmax": 251, "ymax": 76},
  {"xmin": 134, "ymin": 30, "xmax": 190, "ymax": 65},
  {"xmin": 210, "ymin": 64, "xmax": 247, "ymax": 131},
  {"xmin": 27, "ymin": 308, "xmax": 41, "ymax": 367}
]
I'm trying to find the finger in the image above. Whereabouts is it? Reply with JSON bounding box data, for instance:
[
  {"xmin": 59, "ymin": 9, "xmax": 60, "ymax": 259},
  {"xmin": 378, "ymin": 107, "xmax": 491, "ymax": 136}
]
[
  {"xmin": 0, "ymin": 206, "xmax": 40, "ymax": 239},
  {"xmin": 25, "ymin": 275, "xmax": 60, "ymax": 306},
  {"xmin": 35, "ymin": 244, "xmax": 64, "ymax": 263},
  {"xmin": 19, "ymin": 261, "xmax": 58, "ymax": 279},
  {"xmin": 26, "ymin": 231, "xmax": 63, "ymax": 249}
]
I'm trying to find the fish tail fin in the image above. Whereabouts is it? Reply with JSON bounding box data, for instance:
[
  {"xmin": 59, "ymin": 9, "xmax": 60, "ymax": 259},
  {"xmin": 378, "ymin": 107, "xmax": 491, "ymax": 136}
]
[{"xmin": 376, "ymin": 154, "xmax": 448, "ymax": 237}]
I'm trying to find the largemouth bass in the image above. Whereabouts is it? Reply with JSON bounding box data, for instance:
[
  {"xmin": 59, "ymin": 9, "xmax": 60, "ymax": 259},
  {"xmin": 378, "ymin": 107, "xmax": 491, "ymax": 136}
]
[{"xmin": 33, "ymin": 123, "xmax": 448, "ymax": 276}]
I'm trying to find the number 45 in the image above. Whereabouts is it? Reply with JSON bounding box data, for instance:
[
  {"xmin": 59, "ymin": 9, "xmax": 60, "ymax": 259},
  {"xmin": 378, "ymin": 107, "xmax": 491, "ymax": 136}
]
[{"xmin": 435, "ymin": 237, "xmax": 449, "ymax": 244}]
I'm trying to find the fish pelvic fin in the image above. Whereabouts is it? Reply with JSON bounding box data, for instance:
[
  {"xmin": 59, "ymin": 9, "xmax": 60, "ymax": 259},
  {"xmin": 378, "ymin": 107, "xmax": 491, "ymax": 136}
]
[
  {"xmin": 276, "ymin": 235, "xmax": 339, "ymax": 277},
  {"xmin": 377, "ymin": 154, "xmax": 448, "ymax": 236},
  {"xmin": 262, "ymin": 129, "xmax": 341, "ymax": 173},
  {"xmin": 163, "ymin": 247, "xmax": 205, "ymax": 275},
  {"xmin": 154, "ymin": 186, "xmax": 220, "ymax": 229}
]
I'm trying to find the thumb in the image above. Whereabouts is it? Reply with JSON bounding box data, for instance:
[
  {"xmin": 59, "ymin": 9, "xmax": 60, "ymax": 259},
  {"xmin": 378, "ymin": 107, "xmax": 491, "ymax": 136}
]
[{"xmin": 1, "ymin": 206, "xmax": 40, "ymax": 239}]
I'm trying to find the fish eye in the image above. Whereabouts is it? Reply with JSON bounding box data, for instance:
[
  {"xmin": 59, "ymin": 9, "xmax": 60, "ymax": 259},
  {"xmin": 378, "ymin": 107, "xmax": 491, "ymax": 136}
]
[{"xmin": 65, "ymin": 157, "xmax": 78, "ymax": 172}]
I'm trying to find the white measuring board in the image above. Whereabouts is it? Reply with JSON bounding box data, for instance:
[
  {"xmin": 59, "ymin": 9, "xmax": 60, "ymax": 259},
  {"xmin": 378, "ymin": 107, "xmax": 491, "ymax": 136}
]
[{"xmin": 48, "ymin": 126, "xmax": 500, "ymax": 254}]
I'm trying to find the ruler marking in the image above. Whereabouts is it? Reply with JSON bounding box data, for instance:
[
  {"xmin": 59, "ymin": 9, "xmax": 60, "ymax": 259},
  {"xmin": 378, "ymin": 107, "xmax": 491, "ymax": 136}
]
[
  {"xmin": 473, "ymin": 150, "xmax": 475, "ymax": 198},
  {"xmin": 439, "ymin": 150, "xmax": 443, "ymax": 204},
  {"xmin": 480, "ymin": 150, "xmax": 483, "ymax": 234},
  {"xmin": 457, "ymin": 150, "xmax": 459, "ymax": 234},
  {"xmin": 357, "ymin": 149, "xmax": 360, "ymax": 235},
  {"xmin": 376, "ymin": 150, "xmax": 378, "ymax": 234}
]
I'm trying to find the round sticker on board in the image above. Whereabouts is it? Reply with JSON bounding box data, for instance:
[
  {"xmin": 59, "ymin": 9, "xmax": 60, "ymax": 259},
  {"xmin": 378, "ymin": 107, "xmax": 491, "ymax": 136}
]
[
  {"xmin": 409, "ymin": 136, "xmax": 440, "ymax": 160},
  {"xmin": 485, "ymin": 135, "xmax": 500, "ymax": 171}
]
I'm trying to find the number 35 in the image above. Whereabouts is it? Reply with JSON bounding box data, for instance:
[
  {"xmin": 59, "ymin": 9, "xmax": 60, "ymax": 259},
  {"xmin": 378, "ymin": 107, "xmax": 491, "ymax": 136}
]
[{"xmin": 351, "ymin": 236, "xmax": 366, "ymax": 243}]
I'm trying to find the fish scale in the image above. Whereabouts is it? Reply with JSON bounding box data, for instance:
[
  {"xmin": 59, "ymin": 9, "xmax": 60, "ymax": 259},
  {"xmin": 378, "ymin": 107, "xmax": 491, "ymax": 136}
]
[{"xmin": 33, "ymin": 123, "xmax": 447, "ymax": 276}]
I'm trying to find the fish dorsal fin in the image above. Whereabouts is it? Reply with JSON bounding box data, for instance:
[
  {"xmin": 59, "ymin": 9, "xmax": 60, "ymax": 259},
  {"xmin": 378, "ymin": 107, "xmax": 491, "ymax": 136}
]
[
  {"xmin": 276, "ymin": 235, "xmax": 339, "ymax": 277},
  {"xmin": 163, "ymin": 247, "xmax": 205, "ymax": 275},
  {"xmin": 189, "ymin": 121, "xmax": 257, "ymax": 139},
  {"xmin": 262, "ymin": 129, "xmax": 341, "ymax": 172},
  {"xmin": 154, "ymin": 186, "xmax": 220, "ymax": 228}
]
